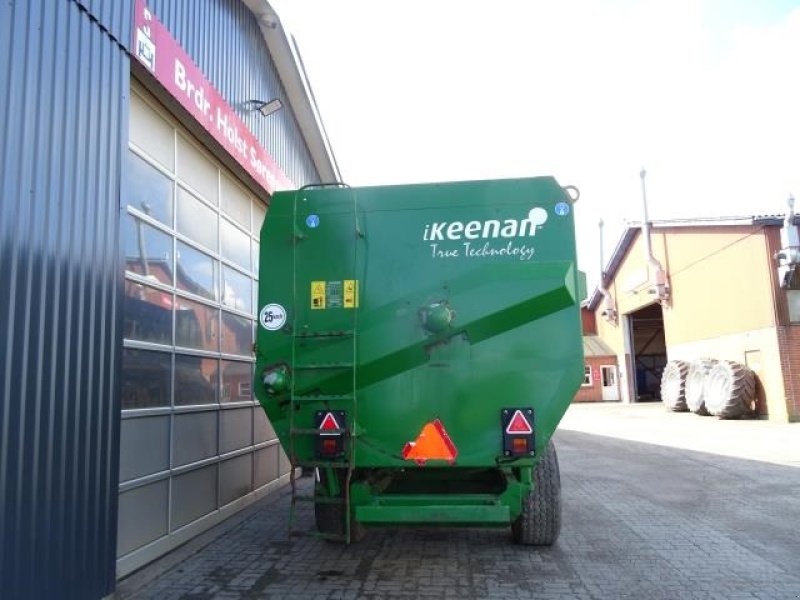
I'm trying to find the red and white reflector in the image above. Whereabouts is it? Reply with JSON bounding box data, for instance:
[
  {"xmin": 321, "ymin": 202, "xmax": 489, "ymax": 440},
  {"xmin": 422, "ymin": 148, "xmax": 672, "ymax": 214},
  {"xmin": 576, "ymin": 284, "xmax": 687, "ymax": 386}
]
[
  {"xmin": 315, "ymin": 410, "xmax": 346, "ymax": 458},
  {"xmin": 505, "ymin": 409, "xmax": 533, "ymax": 434},
  {"xmin": 318, "ymin": 411, "xmax": 340, "ymax": 435}
]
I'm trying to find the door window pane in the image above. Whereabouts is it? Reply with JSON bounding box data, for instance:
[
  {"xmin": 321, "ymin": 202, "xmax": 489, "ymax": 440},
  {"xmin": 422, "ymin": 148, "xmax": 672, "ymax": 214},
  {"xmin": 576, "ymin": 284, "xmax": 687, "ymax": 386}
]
[
  {"xmin": 176, "ymin": 241, "xmax": 217, "ymax": 301},
  {"xmin": 220, "ymin": 174, "xmax": 251, "ymax": 230},
  {"xmin": 221, "ymin": 218, "xmax": 250, "ymax": 271},
  {"xmin": 126, "ymin": 151, "xmax": 173, "ymax": 226},
  {"xmin": 252, "ymin": 241, "xmax": 260, "ymax": 275},
  {"xmin": 176, "ymin": 135, "xmax": 219, "ymax": 205},
  {"xmin": 123, "ymin": 213, "xmax": 173, "ymax": 285},
  {"xmin": 222, "ymin": 266, "xmax": 252, "ymax": 314},
  {"xmin": 221, "ymin": 361, "xmax": 252, "ymax": 402},
  {"xmin": 174, "ymin": 354, "xmax": 218, "ymax": 405},
  {"xmin": 253, "ymin": 203, "xmax": 266, "ymax": 233},
  {"xmin": 221, "ymin": 312, "xmax": 252, "ymax": 356},
  {"xmin": 788, "ymin": 290, "xmax": 800, "ymax": 322},
  {"xmin": 175, "ymin": 297, "xmax": 218, "ymax": 351},
  {"xmin": 177, "ymin": 187, "xmax": 217, "ymax": 251},
  {"xmin": 129, "ymin": 91, "xmax": 175, "ymax": 171},
  {"xmin": 124, "ymin": 281, "xmax": 173, "ymax": 345},
  {"xmin": 121, "ymin": 349, "xmax": 171, "ymax": 408}
]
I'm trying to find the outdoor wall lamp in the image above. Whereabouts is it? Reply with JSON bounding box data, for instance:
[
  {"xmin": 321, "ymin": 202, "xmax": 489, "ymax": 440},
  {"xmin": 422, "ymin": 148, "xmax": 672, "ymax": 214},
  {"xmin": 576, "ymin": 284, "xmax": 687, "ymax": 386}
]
[{"xmin": 247, "ymin": 98, "xmax": 283, "ymax": 117}]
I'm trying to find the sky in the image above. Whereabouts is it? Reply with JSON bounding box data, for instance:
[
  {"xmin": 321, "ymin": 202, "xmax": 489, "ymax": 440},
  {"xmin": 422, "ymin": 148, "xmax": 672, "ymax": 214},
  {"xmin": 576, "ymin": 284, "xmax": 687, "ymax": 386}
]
[{"xmin": 272, "ymin": 0, "xmax": 800, "ymax": 288}]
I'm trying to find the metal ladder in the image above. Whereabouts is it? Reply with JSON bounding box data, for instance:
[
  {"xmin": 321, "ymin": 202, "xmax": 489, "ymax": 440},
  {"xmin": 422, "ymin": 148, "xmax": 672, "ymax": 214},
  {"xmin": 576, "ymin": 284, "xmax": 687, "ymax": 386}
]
[{"xmin": 286, "ymin": 183, "xmax": 360, "ymax": 543}]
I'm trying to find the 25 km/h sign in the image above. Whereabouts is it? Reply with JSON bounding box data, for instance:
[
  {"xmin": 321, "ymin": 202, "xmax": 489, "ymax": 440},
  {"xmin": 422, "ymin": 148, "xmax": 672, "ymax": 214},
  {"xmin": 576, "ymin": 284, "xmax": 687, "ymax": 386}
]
[{"xmin": 259, "ymin": 303, "xmax": 287, "ymax": 331}]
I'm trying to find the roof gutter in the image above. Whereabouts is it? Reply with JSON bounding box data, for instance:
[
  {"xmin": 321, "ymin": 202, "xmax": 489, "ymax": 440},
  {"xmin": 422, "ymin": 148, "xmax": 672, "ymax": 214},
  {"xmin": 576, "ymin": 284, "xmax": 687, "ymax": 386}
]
[{"xmin": 240, "ymin": 0, "xmax": 341, "ymax": 183}]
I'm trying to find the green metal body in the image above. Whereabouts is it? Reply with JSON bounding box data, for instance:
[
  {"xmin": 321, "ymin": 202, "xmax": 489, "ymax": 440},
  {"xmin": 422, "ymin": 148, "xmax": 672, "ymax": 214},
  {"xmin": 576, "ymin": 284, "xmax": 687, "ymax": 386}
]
[{"xmin": 254, "ymin": 177, "xmax": 585, "ymax": 530}]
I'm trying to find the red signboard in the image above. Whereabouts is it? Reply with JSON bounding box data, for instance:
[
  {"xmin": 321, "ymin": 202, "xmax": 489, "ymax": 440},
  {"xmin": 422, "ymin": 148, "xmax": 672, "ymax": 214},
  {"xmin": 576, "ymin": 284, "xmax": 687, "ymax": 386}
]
[{"xmin": 132, "ymin": 0, "xmax": 293, "ymax": 195}]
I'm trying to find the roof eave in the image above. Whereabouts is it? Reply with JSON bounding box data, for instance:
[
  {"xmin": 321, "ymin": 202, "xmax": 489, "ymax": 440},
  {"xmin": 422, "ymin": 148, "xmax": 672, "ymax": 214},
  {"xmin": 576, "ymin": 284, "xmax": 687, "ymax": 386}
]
[{"xmin": 240, "ymin": 0, "xmax": 341, "ymax": 184}]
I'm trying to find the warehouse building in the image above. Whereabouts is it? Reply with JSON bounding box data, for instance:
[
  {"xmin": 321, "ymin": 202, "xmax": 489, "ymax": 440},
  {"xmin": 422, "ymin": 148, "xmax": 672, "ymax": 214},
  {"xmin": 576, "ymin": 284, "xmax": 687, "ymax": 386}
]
[
  {"xmin": 586, "ymin": 213, "xmax": 800, "ymax": 421},
  {"xmin": 1, "ymin": 1, "xmax": 338, "ymax": 596}
]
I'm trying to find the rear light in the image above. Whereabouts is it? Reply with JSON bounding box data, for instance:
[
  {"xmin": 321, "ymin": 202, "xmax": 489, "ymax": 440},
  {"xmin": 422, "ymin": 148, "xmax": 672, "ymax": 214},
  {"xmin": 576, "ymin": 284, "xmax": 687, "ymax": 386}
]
[
  {"xmin": 321, "ymin": 438, "xmax": 338, "ymax": 455},
  {"xmin": 502, "ymin": 408, "xmax": 535, "ymax": 457},
  {"xmin": 315, "ymin": 410, "xmax": 346, "ymax": 458}
]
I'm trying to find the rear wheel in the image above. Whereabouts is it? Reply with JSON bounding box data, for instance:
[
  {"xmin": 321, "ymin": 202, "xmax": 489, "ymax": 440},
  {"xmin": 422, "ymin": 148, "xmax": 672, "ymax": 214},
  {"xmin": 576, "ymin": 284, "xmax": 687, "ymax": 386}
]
[
  {"xmin": 512, "ymin": 440, "xmax": 561, "ymax": 546},
  {"xmin": 314, "ymin": 468, "xmax": 365, "ymax": 542}
]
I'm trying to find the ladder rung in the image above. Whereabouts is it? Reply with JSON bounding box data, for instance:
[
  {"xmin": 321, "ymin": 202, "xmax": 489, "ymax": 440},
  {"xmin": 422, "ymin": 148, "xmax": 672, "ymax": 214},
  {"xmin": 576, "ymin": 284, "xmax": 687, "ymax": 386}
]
[
  {"xmin": 295, "ymin": 362, "xmax": 355, "ymax": 370},
  {"xmin": 290, "ymin": 427, "xmax": 349, "ymax": 435},
  {"xmin": 294, "ymin": 330, "xmax": 355, "ymax": 338},
  {"xmin": 292, "ymin": 394, "xmax": 355, "ymax": 402}
]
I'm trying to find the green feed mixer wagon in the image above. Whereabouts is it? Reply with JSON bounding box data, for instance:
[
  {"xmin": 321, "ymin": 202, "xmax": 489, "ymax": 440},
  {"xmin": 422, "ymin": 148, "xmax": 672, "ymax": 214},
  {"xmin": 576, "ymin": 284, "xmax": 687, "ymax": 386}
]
[{"xmin": 254, "ymin": 177, "xmax": 585, "ymax": 545}]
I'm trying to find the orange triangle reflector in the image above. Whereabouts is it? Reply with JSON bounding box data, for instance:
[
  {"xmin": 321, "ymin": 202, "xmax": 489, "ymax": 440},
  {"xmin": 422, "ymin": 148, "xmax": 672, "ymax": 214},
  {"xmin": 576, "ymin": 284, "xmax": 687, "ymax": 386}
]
[
  {"xmin": 506, "ymin": 410, "xmax": 533, "ymax": 434},
  {"xmin": 402, "ymin": 419, "xmax": 458, "ymax": 466}
]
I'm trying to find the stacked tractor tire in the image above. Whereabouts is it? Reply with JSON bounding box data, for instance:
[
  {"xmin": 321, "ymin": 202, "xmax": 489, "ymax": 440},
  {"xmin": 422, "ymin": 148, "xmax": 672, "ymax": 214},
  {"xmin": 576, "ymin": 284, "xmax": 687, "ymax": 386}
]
[{"xmin": 661, "ymin": 358, "xmax": 757, "ymax": 419}]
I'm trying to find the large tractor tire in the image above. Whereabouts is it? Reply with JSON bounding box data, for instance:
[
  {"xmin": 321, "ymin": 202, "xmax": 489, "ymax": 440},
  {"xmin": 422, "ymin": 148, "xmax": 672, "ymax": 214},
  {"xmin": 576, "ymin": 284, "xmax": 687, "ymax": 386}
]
[
  {"xmin": 512, "ymin": 440, "xmax": 561, "ymax": 546},
  {"xmin": 661, "ymin": 360, "xmax": 689, "ymax": 412},
  {"xmin": 685, "ymin": 359, "xmax": 715, "ymax": 415},
  {"xmin": 704, "ymin": 360, "xmax": 756, "ymax": 419},
  {"xmin": 314, "ymin": 468, "xmax": 365, "ymax": 542}
]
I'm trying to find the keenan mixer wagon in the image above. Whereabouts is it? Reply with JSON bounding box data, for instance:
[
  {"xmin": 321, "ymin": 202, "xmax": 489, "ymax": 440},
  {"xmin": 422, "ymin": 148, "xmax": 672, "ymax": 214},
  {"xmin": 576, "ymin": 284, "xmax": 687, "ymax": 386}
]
[{"xmin": 254, "ymin": 177, "xmax": 585, "ymax": 545}]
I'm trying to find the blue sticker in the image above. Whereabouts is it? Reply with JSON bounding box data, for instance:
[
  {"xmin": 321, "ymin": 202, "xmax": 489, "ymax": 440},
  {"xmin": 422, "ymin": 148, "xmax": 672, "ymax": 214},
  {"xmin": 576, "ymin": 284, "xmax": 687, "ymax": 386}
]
[
  {"xmin": 306, "ymin": 214, "xmax": 320, "ymax": 228},
  {"xmin": 554, "ymin": 202, "xmax": 570, "ymax": 216}
]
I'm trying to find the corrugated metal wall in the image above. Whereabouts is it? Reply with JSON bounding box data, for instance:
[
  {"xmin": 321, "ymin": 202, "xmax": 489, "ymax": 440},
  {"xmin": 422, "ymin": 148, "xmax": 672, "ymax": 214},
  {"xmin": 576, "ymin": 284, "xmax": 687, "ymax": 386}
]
[
  {"xmin": 144, "ymin": 0, "xmax": 320, "ymax": 187},
  {"xmin": 0, "ymin": 1, "xmax": 128, "ymax": 598},
  {"xmin": 1, "ymin": 0, "xmax": 322, "ymax": 595}
]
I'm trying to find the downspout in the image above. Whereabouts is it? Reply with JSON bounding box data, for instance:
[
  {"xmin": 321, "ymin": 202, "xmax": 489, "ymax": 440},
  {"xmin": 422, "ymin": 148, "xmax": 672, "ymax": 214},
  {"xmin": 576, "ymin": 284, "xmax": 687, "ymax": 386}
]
[
  {"xmin": 639, "ymin": 168, "xmax": 669, "ymax": 303},
  {"xmin": 775, "ymin": 195, "xmax": 800, "ymax": 288},
  {"xmin": 598, "ymin": 219, "xmax": 617, "ymax": 324}
]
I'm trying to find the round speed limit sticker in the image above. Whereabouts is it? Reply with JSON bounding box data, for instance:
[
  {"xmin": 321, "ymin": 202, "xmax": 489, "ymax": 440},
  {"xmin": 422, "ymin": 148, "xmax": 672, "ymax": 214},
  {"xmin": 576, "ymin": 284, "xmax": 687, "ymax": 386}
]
[{"xmin": 259, "ymin": 303, "xmax": 287, "ymax": 331}]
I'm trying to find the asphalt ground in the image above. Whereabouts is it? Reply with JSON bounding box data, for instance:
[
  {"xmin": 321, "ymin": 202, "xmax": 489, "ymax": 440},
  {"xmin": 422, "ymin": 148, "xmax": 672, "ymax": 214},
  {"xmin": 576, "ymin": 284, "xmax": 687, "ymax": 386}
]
[{"xmin": 118, "ymin": 404, "xmax": 800, "ymax": 599}]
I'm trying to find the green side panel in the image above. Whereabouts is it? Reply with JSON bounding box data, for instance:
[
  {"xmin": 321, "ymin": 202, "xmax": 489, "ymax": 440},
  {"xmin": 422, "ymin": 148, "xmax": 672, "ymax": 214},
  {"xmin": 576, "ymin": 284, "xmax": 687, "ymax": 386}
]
[{"xmin": 254, "ymin": 177, "xmax": 585, "ymax": 470}]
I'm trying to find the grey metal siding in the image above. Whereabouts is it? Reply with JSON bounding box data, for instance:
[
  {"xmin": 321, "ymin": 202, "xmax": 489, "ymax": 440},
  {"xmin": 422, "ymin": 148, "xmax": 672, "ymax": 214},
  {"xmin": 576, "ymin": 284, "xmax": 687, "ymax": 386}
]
[
  {"xmin": 80, "ymin": 0, "xmax": 133, "ymax": 46},
  {"xmin": 0, "ymin": 1, "xmax": 128, "ymax": 598},
  {"xmin": 143, "ymin": 0, "xmax": 321, "ymax": 187}
]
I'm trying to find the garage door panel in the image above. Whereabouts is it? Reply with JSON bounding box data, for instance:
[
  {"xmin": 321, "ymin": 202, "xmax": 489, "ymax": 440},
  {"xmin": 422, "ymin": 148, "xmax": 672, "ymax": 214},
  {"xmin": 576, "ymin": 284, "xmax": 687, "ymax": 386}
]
[
  {"xmin": 255, "ymin": 445, "xmax": 279, "ymax": 488},
  {"xmin": 172, "ymin": 411, "xmax": 218, "ymax": 467},
  {"xmin": 220, "ymin": 454, "xmax": 253, "ymax": 507},
  {"xmin": 119, "ymin": 416, "xmax": 170, "ymax": 482},
  {"xmin": 118, "ymin": 480, "xmax": 169, "ymax": 556},
  {"xmin": 220, "ymin": 407, "xmax": 253, "ymax": 454},
  {"xmin": 171, "ymin": 465, "xmax": 218, "ymax": 530}
]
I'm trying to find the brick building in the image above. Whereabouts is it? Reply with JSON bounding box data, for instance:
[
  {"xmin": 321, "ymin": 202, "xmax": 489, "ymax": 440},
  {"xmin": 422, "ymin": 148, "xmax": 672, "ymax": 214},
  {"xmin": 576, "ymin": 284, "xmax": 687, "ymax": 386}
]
[{"xmin": 575, "ymin": 308, "xmax": 620, "ymax": 402}]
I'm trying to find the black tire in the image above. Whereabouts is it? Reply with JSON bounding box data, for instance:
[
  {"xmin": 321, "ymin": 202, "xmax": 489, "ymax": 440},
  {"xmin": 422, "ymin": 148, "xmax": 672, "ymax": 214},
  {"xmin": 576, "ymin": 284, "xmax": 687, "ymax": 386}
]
[
  {"xmin": 704, "ymin": 360, "xmax": 756, "ymax": 419},
  {"xmin": 314, "ymin": 468, "xmax": 365, "ymax": 542},
  {"xmin": 661, "ymin": 360, "xmax": 689, "ymax": 411},
  {"xmin": 512, "ymin": 440, "xmax": 561, "ymax": 546},
  {"xmin": 686, "ymin": 359, "xmax": 715, "ymax": 415}
]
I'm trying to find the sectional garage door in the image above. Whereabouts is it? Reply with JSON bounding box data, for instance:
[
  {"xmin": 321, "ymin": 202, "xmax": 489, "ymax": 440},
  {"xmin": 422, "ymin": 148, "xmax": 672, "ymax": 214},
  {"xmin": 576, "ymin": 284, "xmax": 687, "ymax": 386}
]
[{"xmin": 116, "ymin": 84, "xmax": 290, "ymax": 575}]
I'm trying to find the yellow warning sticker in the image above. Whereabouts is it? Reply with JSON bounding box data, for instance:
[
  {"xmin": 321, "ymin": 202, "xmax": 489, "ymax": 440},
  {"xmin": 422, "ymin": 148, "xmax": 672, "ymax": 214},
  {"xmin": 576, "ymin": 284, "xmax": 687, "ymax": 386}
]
[
  {"xmin": 311, "ymin": 281, "xmax": 326, "ymax": 310},
  {"xmin": 343, "ymin": 280, "xmax": 358, "ymax": 309}
]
